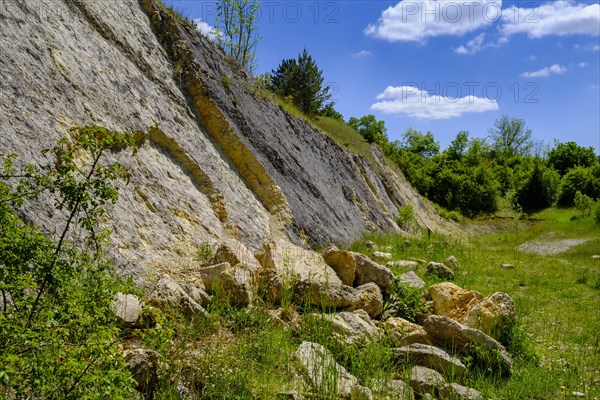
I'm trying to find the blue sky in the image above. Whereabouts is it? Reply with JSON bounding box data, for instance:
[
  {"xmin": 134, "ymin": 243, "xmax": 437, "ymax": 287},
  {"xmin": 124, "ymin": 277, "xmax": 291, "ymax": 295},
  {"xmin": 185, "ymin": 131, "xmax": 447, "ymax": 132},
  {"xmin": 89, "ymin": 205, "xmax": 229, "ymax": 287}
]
[{"xmin": 167, "ymin": 0, "xmax": 600, "ymax": 153}]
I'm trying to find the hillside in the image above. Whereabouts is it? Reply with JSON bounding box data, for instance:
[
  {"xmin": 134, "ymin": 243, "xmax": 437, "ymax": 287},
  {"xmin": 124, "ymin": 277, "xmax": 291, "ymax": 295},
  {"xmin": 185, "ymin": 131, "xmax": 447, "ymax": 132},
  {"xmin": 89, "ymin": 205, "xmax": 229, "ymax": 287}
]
[{"xmin": 0, "ymin": 0, "xmax": 456, "ymax": 283}]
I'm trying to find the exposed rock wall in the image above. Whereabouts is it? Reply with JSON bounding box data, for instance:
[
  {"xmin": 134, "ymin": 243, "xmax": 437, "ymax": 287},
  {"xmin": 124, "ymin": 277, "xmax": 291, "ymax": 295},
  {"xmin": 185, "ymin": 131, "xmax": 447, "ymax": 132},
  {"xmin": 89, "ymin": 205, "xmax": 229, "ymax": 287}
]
[{"xmin": 0, "ymin": 0, "xmax": 457, "ymax": 281}]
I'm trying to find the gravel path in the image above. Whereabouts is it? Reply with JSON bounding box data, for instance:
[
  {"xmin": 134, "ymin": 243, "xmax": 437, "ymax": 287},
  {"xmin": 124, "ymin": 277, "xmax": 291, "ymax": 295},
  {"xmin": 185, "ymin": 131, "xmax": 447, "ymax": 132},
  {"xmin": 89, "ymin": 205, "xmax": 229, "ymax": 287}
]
[{"xmin": 517, "ymin": 239, "xmax": 592, "ymax": 256}]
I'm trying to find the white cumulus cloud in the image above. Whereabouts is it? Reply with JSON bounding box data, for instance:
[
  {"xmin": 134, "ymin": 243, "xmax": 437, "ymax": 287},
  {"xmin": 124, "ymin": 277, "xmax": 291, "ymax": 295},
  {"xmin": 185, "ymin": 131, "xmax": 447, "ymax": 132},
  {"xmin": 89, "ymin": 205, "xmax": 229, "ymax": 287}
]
[
  {"xmin": 520, "ymin": 64, "xmax": 568, "ymax": 78},
  {"xmin": 193, "ymin": 18, "xmax": 219, "ymax": 41},
  {"xmin": 365, "ymin": 0, "xmax": 503, "ymax": 43},
  {"xmin": 501, "ymin": 1, "xmax": 600, "ymax": 38},
  {"xmin": 370, "ymin": 85, "xmax": 499, "ymax": 119}
]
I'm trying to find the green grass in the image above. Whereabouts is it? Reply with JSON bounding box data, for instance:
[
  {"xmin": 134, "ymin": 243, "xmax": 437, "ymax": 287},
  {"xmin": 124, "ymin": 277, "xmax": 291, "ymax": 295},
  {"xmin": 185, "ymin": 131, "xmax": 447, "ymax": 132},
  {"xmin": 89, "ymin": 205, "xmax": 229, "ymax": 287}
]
[
  {"xmin": 311, "ymin": 117, "xmax": 378, "ymax": 167},
  {"xmin": 352, "ymin": 207, "xmax": 600, "ymax": 398},
  {"xmin": 143, "ymin": 207, "xmax": 599, "ymax": 399}
]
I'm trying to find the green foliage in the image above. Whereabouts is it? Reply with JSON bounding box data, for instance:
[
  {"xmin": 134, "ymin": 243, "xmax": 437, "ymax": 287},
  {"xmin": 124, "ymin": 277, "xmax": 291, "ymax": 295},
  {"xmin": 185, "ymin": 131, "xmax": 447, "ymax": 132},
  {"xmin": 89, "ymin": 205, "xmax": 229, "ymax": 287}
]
[
  {"xmin": 445, "ymin": 131, "xmax": 470, "ymax": 160},
  {"xmin": 400, "ymin": 128, "xmax": 440, "ymax": 158},
  {"xmin": 574, "ymin": 191, "xmax": 594, "ymax": 217},
  {"xmin": 517, "ymin": 161, "xmax": 560, "ymax": 210},
  {"xmin": 0, "ymin": 126, "xmax": 137, "ymax": 399},
  {"xmin": 196, "ymin": 241, "xmax": 215, "ymax": 267},
  {"xmin": 558, "ymin": 166, "xmax": 590, "ymax": 206},
  {"xmin": 348, "ymin": 114, "xmax": 388, "ymax": 145},
  {"xmin": 384, "ymin": 280, "xmax": 427, "ymax": 323},
  {"xmin": 548, "ymin": 141, "xmax": 598, "ymax": 176},
  {"xmin": 488, "ymin": 115, "xmax": 533, "ymax": 156},
  {"xmin": 319, "ymin": 102, "xmax": 344, "ymax": 121},
  {"xmin": 395, "ymin": 204, "xmax": 414, "ymax": 230},
  {"xmin": 219, "ymin": 74, "xmax": 231, "ymax": 89},
  {"xmin": 271, "ymin": 49, "xmax": 332, "ymax": 116},
  {"xmin": 215, "ymin": 0, "xmax": 261, "ymax": 72},
  {"xmin": 596, "ymin": 201, "xmax": 600, "ymax": 224}
]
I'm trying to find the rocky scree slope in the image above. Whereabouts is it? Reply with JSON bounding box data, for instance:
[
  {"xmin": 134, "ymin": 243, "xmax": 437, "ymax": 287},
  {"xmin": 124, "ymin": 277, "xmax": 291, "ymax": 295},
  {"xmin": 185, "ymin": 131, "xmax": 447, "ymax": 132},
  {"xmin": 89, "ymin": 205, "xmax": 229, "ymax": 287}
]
[{"xmin": 0, "ymin": 0, "xmax": 456, "ymax": 282}]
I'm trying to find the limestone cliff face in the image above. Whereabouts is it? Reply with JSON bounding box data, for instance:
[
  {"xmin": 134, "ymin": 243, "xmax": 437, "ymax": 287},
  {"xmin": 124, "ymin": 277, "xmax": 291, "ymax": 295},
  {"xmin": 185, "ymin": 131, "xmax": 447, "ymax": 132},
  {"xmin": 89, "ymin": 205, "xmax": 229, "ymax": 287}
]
[{"xmin": 0, "ymin": 0, "xmax": 456, "ymax": 280}]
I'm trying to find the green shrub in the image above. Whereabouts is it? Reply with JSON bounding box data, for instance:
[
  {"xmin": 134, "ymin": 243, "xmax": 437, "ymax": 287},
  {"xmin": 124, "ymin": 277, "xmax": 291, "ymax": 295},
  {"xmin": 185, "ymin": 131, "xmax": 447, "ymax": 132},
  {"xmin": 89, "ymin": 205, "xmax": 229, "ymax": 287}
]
[
  {"xmin": 574, "ymin": 191, "xmax": 595, "ymax": 217},
  {"xmin": 0, "ymin": 126, "xmax": 137, "ymax": 399},
  {"xmin": 558, "ymin": 166, "xmax": 590, "ymax": 206},
  {"xmin": 383, "ymin": 280, "xmax": 427, "ymax": 323},
  {"xmin": 395, "ymin": 204, "xmax": 414, "ymax": 230}
]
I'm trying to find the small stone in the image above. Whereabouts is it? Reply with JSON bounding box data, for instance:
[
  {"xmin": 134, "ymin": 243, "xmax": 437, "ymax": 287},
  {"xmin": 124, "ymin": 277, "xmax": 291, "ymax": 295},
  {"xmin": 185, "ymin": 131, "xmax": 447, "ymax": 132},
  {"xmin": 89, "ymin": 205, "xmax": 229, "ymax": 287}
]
[
  {"xmin": 423, "ymin": 315, "xmax": 513, "ymax": 376},
  {"xmin": 295, "ymin": 342, "xmax": 358, "ymax": 398},
  {"xmin": 409, "ymin": 366, "xmax": 446, "ymax": 395},
  {"xmin": 385, "ymin": 317, "xmax": 432, "ymax": 346},
  {"xmin": 373, "ymin": 251, "xmax": 393, "ymax": 261},
  {"xmin": 371, "ymin": 379, "xmax": 414, "ymax": 399},
  {"xmin": 322, "ymin": 245, "xmax": 357, "ymax": 286},
  {"xmin": 387, "ymin": 260, "xmax": 419, "ymax": 270},
  {"xmin": 592, "ymin": 255, "xmax": 600, "ymax": 260},
  {"xmin": 399, "ymin": 271, "xmax": 426, "ymax": 290},
  {"xmin": 440, "ymin": 383, "xmax": 483, "ymax": 399},
  {"xmin": 125, "ymin": 348, "xmax": 161, "ymax": 393},
  {"xmin": 425, "ymin": 262, "xmax": 455, "ymax": 280},
  {"xmin": 148, "ymin": 274, "xmax": 207, "ymax": 317},
  {"xmin": 463, "ymin": 292, "xmax": 516, "ymax": 342},
  {"xmin": 352, "ymin": 253, "xmax": 395, "ymax": 292},
  {"xmin": 111, "ymin": 292, "xmax": 143, "ymax": 327},
  {"xmin": 572, "ymin": 391, "xmax": 585, "ymax": 398},
  {"xmin": 393, "ymin": 343, "xmax": 466, "ymax": 378},
  {"xmin": 501, "ymin": 263, "xmax": 515, "ymax": 269},
  {"xmin": 365, "ymin": 240, "xmax": 377, "ymax": 248},
  {"xmin": 351, "ymin": 385, "xmax": 373, "ymax": 400},
  {"xmin": 428, "ymin": 282, "xmax": 483, "ymax": 321},
  {"xmin": 444, "ymin": 256, "xmax": 459, "ymax": 268}
]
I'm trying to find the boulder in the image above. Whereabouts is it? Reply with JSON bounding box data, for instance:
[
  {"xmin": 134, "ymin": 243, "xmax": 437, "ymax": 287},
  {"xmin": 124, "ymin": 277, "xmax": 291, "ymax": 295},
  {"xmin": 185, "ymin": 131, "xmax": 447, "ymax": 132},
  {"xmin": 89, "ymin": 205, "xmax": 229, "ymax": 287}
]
[
  {"xmin": 257, "ymin": 241, "xmax": 383, "ymax": 318},
  {"xmin": 295, "ymin": 342, "xmax": 359, "ymax": 399},
  {"xmin": 256, "ymin": 239, "xmax": 342, "ymax": 303},
  {"xmin": 428, "ymin": 282, "xmax": 483, "ymax": 321},
  {"xmin": 373, "ymin": 251, "xmax": 393, "ymax": 261},
  {"xmin": 371, "ymin": 379, "xmax": 414, "ymax": 400},
  {"xmin": 409, "ymin": 366, "xmax": 446, "ymax": 395},
  {"xmin": 125, "ymin": 348, "xmax": 161, "ymax": 393},
  {"xmin": 111, "ymin": 292, "xmax": 143, "ymax": 327},
  {"xmin": 439, "ymin": 383, "xmax": 483, "ymax": 400},
  {"xmin": 463, "ymin": 292, "xmax": 516, "ymax": 342},
  {"xmin": 353, "ymin": 253, "xmax": 395, "ymax": 292},
  {"xmin": 393, "ymin": 344, "xmax": 465, "ymax": 379},
  {"xmin": 423, "ymin": 315, "xmax": 513, "ymax": 376},
  {"xmin": 199, "ymin": 262, "xmax": 255, "ymax": 306},
  {"xmin": 425, "ymin": 262, "xmax": 455, "ymax": 280},
  {"xmin": 444, "ymin": 256, "xmax": 459, "ymax": 269},
  {"xmin": 399, "ymin": 271, "xmax": 426, "ymax": 290},
  {"xmin": 182, "ymin": 283, "xmax": 210, "ymax": 306},
  {"xmin": 148, "ymin": 274, "xmax": 207, "ymax": 317},
  {"xmin": 351, "ymin": 283, "xmax": 384, "ymax": 318},
  {"xmin": 385, "ymin": 317, "xmax": 432, "ymax": 346},
  {"xmin": 322, "ymin": 310, "xmax": 380, "ymax": 344},
  {"xmin": 350, "ymin": 385, "xmax": 373, "ymax": 400},
  {"xmin": 209, "ymin": 238, "xmax": 262, "ymax": 273},
  {"xmin": 322, "ymin": 246, "xmax": 357, "ymax": 286},
  {"xmin": 387, "ymin": 260, "xmax": 419, "ymax": 270}
]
